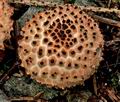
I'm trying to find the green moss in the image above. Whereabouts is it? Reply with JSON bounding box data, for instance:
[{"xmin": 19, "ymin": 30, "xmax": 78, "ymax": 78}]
[
  {"xmin": 112, "ymin": 0, "xmax": 120, "ymax": 3},
  {"xmin": 68, "ymin": 0, "xmax": 76, "ymax": 4},
  {"xmin": 3, "ymin": 76, "xmax": 60, "ymax": 100}
]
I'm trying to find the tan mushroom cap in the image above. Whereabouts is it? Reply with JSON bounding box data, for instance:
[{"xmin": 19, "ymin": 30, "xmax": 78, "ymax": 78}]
[
  {"xmin": 18, "ymin": 4, "xmax": 104, "ymax": 89},
  {"xmin": 0, "ymin": 0, "xmax": 13, "ymax": 50}
]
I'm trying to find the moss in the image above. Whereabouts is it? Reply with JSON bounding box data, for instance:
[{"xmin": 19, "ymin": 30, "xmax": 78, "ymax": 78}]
[{"xmin": 3, "ymin": 76, "xmax": 60, "ymax": 100}]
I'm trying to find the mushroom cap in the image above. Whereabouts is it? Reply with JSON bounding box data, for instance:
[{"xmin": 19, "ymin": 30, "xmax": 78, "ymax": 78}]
[
  {"xmin": 0, "ymin": 0, "xmax": 13, "ymax": 50},
  {"xmin": 18, "ymin": 4, "xmax": 104, "ymax": 89}
]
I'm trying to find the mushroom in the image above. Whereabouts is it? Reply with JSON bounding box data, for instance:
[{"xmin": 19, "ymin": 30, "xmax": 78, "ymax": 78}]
[
  {"xmin": 0, "ymin": 0, "xmax": 13, "ymax": 50},
  {"xmin": 18, "ymin": 4, "xmax": 104, "ymax": 89}
]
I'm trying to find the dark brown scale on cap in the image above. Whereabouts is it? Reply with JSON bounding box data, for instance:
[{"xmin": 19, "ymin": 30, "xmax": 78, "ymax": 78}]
[
  {"xmin": 54, "ymin": 44, "xmax": 61, "ymax": 49},
  {"xmin": 71, "ymin": 12, "xmax": 74, "ymax": 15},
  {"xmin": 47, "ymin": 49, "xmax": 52, "ymax": 56},
  {"xmin": 53, "ymin": 36, "xmax": 58, "ymax": 40},
  {"xmin": 66, "ymin": 19, "xmax": 71, "ymax": 25},
  {"xmin": 61, "ymin": 41, "xmax": 64, "ymax": 45},
  {"xmin": 77, "ymin": 45, "xmax": 83, "ymax": 52},
  {"xmin": 48, "ymin": 29, "xmax": 52, "ymax": 33},
  {"xmin": 33, "ymin": 20, "xmax": 38, "ymax": 26},
  {"xmin": 70, "ymin": 25, "xmax": 76, "ymax": 30},
  {"xmin": 59, "ymin": 11, "xmax": 62, "ymax": 15},
  {"xmin": 49, "ymin": 58, "xmax": 55, "ymax": 66},
  {"xmin": 44, "ymin": 30, "xmax": 48, "ymax": 36},
  {"xmin": 61, "ymin": 49, "xmax": 67, "ymax": 57},
  {"xmin": 36, "ymin": 27, "xmax": 41, "ymax": 32},
  {"xmin": 43, "ymin": 20, "xmax": 49, "ymax": 26},
  {"xmin": 62, "ymin": 24, "xmax": 68, "ymax": 30},
  {"xmin": 48, "ymin": 41, "xmax": 53, "ymax": 47},
  {"xmin": 38, "ymin": 58, "xmax": 47, "ymax": 68},
  {"xmin": 45, "ymin": 11, "xmax": 50, "ymax": 15},
  {"xmin": 55, "ymin": 39, "xmax": 60, "ymax": 43},
  {"xmin": 51, "ymin": 32, "xmax": 55, "ymax": 37},
  {"xmin": 57, "ymin": 23, "xmax": 61, "ymax": 29},
  {"xmin": 66, "ymin": 29, "xmax": 71, "ymax": 34},
  {"xmin": 49, "ymin": 56, "xmax": 57, "ymax": 66},
  {"xmin": 34, "ymin": 34, "xmax": 40, "ymax": 39},
  {"xmin": 31, "ymin": 40, "xmax": 37, "ymax": 46},
  {"xmin": 18, "ymin": 4, "xmax": 104, "ymax": 89},
  {"xmin": 48, "ymin": 16, "xmax": 51, "ymax": 19},
  {"xmin": 38, "ymin": 47, "xmax": 45, "ymax": 58},
  {"xmin": 69, "ymin": 50, "xmax": 76, "ymax": 57},
  {"xmin": 59, "ymin": 6, "xmax": 63, "ymax": 10},
  {"xmin": 56, "ymin": 18, "xmax": 60, "ymax": 22},
  {"xmin": 83, "ymin": 32, "xmax": 88, "ymax": 39},
  {"xmin": 59, "ymin": 60, "xmax": 64, "ymax": 67},
  {"xmin": 41, "ymin": 71, "xmax": 48, "ymax": 78},
  {"xmin": 43, "ymin": 38, "xmax": 49, "ymax": 44},
  {"xmin": 72, "ymin": 38, "xmax": 77, "ymax": 44},
  {"xmin": 54, "ymin": 29, "xmax": 59, "ymax": 32},
  {"xmin": 52, "ymin": 14, "xmax": 55, "ymax": 17}
]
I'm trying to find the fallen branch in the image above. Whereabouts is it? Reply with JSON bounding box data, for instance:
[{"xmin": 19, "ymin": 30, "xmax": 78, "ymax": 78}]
[
  {"xmin": 107, "ymin": 88, "xmax": 120, "ymax": 102},
  {"xmin": 88, "ymin": 13, "xmax": 120, "ymax": 28},
  {"xmin": 8, "ymin": 0, "xmax": 60, "ymax": 6},
  {"xmin": 9, "ymin": 0, "xmax": 120, "ymax": 15},
  {"xmin": 80, "ymin": 6, "xmax": 120, "ymax": 14},
  {"xmin": 9, "ymin": 92, "xmax": 47, "ymax": 102},
  {"xmin": 93, "ymin": 75, "xmax": 98, "ymax": 96},
  {"xmin": 10, "ymin": 97, "xmax": 34, "ymax": 101},
  {"xmin": 0, "ymin": 61, "xmax": 19, "ymax": 86}
]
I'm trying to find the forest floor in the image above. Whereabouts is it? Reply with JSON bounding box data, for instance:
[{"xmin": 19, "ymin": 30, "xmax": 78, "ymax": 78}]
[{"xmin": 0, "ymin": 0, "xmax": 120, "ymax": 102}]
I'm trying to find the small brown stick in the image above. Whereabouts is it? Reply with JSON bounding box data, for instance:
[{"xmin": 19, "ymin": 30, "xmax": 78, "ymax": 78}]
[
  {"xmin": 107, "ymin": 88, "xmax": 119, "ymax": 102},
  {"xmin": 100, "ymin": 96, "xmax": 108, "ymax": 102},
  {"xmin": 105, "ymin": 40, "xmax": 120, "ymax": 46},
  {"xmin": 10, "ymin": 97, "xmax": 34, "ymax": 101},
  {"xmin": 10, "ymin": 92, "xmax": 47, "ymax": 101},
  {"xmin": 80, "ymin": 6, "xmax": 120, "ymax": 14},
  {"xmin": 8, "ymin": 0, "xmax": 58, "ymax": 6},
  {"xmin": 10, "ymin": 96, "xmax": 48, "ymax": 102},
  {"xmin": 93, "ymin": 75, "xmax": 98, "ymax": 96},
  {"xmin": 9, "ymin": 0, "xmax": 120, "ymax": 15},
  {"xmin": 33, "ymin": 92, "xmax": 44, "ymax": 100},
  {"xmin": 89, "ymin": 13, "xmax": 120, "ymax": 28},
  {"xmin": 0, "ymin": 61, "xmax": 19, "ymax": 85},
  {"xmin": 114, "ymin": 49, "xmax": 120, "ymax": 68},
  {"xmin": 101, "ymin": 63, "xmax": 120, "ymax": 68},
  {"xmin": 117, "ymin": 95, "xmax": 120, "ymax": 100},
  {"xmin": 108, "ymin": 0, "xmax": 112, "ymax": 8}
]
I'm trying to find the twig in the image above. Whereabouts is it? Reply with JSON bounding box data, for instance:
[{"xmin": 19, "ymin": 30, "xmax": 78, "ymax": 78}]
[
  {"xmin": 80, "ymin": 6, "xmax": 120, "ymax": 14},
  {"xmin": 93, "ymin": 75, "xmax": 98, "ymax": 96},
  {"xmin": 10, "ymin": 92, "xmax": 47, "ymax": 101},
  {"xmin": 8, "ymin": 0, "xmax": 58, "ymax": 6},
  {"xmin": 101, "ymin": 63, "xmax": 120, "ymax": 68},
  {"xmin": 100, "ymin": 96, "xmax": 108, "ymax": 102},
  {"xmin": 88, "ymin": 13, "xmax": 120, "ymax": 28},
  {"xmin": 8, "ymin": 0, "xmax": 120, "ymax": 15},
  {"xmin": 114, "ymin": 49, "xmax": 120, "ymax": 68},
  {"xmin": 0, "ymin": 61, "xmax": 19, "ymax": 86},
  {"xmin": 107, "ymin": 88, "xmax": 119, "ymax": 102},
  {"xmin": 105, "ymin": 40, "xmax": 120, "ymax": 46},
  {"xmin": 33, "ymin": 92, "xmax": 44, "ymax": 100},
  {"xmin": 10, "ymin": 97, "xmax": 34, "ymax": 101},
  {"xmin": 108, "ymin": 0, "xmax": 112, "ymax": 8}
]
